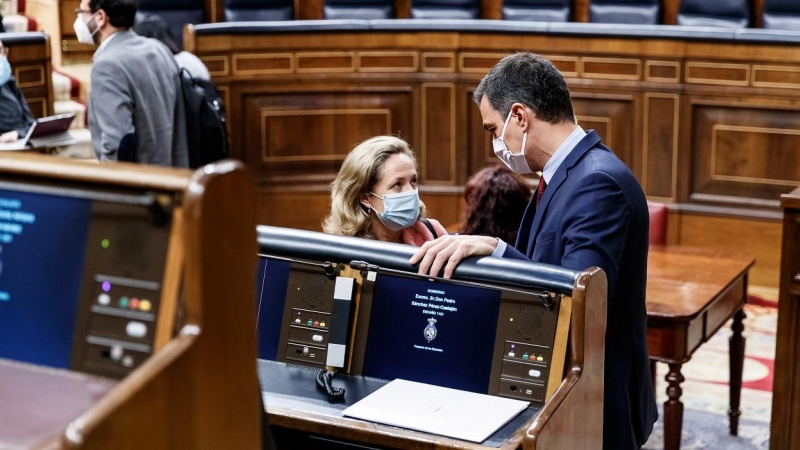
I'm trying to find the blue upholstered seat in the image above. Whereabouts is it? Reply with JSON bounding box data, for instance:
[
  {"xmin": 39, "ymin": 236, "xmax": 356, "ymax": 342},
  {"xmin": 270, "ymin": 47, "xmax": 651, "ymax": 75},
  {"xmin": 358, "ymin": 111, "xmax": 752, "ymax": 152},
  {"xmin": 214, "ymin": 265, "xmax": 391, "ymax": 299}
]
[
  {"xmin": 677, "ymin": 0, "xmax": 749, "ymax": 28},
  {"xmin": 411, "ymin": 0, "xmax": 480, "ymax": 20},
  {"xmin": 762, "ymin": 0, "xmax": 800, "ymax": 31},
  {"xmin": 502, "ymin": 0, "xmax": 570, "ymax": 22},
  {"xmin": 324, "ymin": 0, "xmax": 394, "ymax": 20},
  {"xmin": 135, "ymin": 0, "xmax": 204, "ymax": 48},
  {"xmin": 223, "ymin": 0, "xmax": 294, "ymax": 22},
  {"xmin": 589, "ymin": 0, "xmax": 660, "ymax": 25}
]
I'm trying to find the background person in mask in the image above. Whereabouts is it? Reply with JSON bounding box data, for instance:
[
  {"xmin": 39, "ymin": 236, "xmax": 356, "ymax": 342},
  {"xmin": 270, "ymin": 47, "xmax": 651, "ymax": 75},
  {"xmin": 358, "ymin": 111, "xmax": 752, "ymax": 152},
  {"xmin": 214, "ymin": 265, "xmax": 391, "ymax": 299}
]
[
  {"xmin": 75, "ymin": 0, "xmax": 188, "ymax": 166},
  {"xmin": 0, "ymin": 40, "xmax": 35, "ymax": 143},
  {"xmin": 410, "ymin": 52, "xmax": 657, "ymax": 450},
  {"xmin": 323, "ymin": 135, "xmax": 447, "ymax": 246}
]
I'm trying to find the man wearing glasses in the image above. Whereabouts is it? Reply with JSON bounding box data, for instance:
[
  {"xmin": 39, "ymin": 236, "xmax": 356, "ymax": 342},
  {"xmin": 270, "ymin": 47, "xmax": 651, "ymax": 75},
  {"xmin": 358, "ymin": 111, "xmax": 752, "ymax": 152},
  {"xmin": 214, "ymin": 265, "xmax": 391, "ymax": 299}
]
[
  {"xmin": 74, "ymin": 0, "xmax": 188, "ymax": 166},
  {"xmin": 0, "ymin": 40, "xmax": 35, "ymax": 144}
]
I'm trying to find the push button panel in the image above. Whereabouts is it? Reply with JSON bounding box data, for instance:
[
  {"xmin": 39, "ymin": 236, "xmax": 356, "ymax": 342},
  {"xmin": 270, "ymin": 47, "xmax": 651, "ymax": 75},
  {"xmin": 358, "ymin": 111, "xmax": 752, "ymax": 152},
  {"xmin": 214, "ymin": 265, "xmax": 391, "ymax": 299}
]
[
  {"xmin": 87, "ymin": 312, "xmax": 154, "ymax": 343},
  {"xmin": 288, "ymin": 325, "xmax": 329, "ymax": 347},
  {"xmin": 290, "ymin": 308, "xmax": 330, "ymax": 329},
  {"xmin": 503, "ymin": 341, "xmax": 551, "ymax": 365},
  {"xmin": 498, "ymin": 378, "xmax": 545, "ymax": 402},
  {"xmin": 285, "ymin": 343, "xmax": 327, "ymax": 366},
  {"xmin": 501, "ymin": 359, "xmax": 549, "ymax": 384},
  {"xmin": 81, "ymin": 339, "xmax": 151, "ymax": 377}
]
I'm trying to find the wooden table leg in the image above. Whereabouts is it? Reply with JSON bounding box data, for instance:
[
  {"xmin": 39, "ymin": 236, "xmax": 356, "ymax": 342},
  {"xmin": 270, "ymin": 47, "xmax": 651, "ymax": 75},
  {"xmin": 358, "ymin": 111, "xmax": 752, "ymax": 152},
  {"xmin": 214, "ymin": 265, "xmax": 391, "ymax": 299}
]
[
  {"xmin": 664, "ymin": 363, "xmax": 685, "ymax": 450},
  {"xmin": 729, "ymin": 308, "xmax": 746, "ymax": 436}
]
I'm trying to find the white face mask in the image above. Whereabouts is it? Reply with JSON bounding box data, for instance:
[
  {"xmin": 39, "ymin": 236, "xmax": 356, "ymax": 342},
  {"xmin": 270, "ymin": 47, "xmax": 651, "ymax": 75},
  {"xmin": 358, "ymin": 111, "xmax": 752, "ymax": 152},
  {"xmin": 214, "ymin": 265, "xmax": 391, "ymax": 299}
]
[
  {"xmin": 73, "ymin": 12, "xmax": 99, "ymax": 46},
  {"xmin": 492, "ymin": 110, "xmax": 532, "ymax": 175}
]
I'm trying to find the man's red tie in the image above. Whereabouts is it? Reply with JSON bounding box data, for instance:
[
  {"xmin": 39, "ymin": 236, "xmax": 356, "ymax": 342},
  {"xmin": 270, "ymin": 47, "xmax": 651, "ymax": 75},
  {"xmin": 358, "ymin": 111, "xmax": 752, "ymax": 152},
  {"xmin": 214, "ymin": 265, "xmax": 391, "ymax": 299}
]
[{"xmin": 536, "ymin": 178, "xmax": 547, "ymax": 207}]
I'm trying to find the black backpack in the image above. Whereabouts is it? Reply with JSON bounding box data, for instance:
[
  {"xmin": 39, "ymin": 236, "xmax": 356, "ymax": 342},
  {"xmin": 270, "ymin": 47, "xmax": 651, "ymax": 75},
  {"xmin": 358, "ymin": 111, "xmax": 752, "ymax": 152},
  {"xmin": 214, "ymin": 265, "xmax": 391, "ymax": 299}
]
[{"xmin": 180, "ymin": 69, "xmax": 229, "ymax": 168}]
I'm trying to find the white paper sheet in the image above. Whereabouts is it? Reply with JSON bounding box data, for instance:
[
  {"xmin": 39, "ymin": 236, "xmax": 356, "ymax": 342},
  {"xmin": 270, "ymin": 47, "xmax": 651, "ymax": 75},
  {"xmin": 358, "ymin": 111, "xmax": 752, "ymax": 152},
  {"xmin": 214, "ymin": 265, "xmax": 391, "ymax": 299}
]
[{"xmin": 342, "ymin": 379, "xmax": 529, "ymax": 443}]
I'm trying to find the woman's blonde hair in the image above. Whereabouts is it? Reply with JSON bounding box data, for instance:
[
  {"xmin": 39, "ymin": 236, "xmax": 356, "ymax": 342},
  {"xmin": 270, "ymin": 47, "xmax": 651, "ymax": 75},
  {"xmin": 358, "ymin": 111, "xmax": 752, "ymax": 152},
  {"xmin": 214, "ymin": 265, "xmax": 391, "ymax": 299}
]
[{"xmin": 323, "ymin": 135, "xmax": 427, "ymax": 238}]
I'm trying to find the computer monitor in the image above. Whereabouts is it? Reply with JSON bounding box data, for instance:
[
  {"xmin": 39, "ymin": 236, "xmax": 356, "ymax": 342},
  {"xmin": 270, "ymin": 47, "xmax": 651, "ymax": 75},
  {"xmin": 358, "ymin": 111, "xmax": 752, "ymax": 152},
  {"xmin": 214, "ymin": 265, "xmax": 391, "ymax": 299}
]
[
  {"xmin": 361, "ymin": 273, "xmax": 502, "ymax": 393},
  {"xmin": 0, "ymin": 182, "xmax": 171, "ymax": 376},
  {"xmin": 0, "ymin": 188, "xmax": 90, "ymax": 368}
]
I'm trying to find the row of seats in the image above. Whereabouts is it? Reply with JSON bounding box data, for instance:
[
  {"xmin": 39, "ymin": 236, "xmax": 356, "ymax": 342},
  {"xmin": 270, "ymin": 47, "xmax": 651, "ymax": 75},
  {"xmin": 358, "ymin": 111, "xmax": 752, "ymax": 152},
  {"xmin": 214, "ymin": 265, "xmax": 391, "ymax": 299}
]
[
  {"xmin": 190, "ymin": 20, "xmax": 800, "ymax": 45},
  {"xmin": 138, "ymin": 0, "xmax": 800, "ymax": 49}
]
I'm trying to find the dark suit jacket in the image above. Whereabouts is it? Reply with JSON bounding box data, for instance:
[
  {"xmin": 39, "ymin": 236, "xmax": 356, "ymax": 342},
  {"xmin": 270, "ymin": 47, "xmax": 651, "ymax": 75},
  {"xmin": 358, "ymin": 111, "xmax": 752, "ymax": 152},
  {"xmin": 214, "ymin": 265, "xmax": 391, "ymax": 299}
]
[{"xmin": 503, "ymin": 130, "xmax": 658, "ymax": 449}]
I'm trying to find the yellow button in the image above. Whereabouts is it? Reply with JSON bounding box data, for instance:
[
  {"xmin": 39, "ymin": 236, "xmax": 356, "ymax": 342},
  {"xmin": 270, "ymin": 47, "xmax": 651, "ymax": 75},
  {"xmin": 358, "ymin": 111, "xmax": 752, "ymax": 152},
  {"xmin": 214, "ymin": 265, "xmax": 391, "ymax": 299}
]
[{"xmin": 139, "ymin": 300, "xmax": 152, "ymax": 312}]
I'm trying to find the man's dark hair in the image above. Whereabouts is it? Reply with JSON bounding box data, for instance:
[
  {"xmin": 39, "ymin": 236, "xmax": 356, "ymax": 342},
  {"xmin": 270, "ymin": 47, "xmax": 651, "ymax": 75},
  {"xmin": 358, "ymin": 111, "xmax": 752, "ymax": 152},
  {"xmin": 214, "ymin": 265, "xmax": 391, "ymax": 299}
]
[
  {"xmin": 473, "ymin": 52, "xmax": 575, "ymax": 124},
  {"xmin": 89, "ymin": 0, "xmax": 137, "ymax": 28},
  {"xmin": 134, "ymin": 16, "xmax": 181, "ymax": 54}
]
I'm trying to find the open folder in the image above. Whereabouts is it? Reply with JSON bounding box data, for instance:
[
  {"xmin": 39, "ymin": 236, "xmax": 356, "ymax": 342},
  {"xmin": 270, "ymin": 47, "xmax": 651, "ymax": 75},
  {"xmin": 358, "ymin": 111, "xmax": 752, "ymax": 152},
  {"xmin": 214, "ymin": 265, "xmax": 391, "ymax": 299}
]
[
  {"xmin": 342, "ymin": 379, "xmax": 529, "ymax": 443},
  {"xmin": 0, "ymin": 113, "xmax": 77, "ymax": 151}
]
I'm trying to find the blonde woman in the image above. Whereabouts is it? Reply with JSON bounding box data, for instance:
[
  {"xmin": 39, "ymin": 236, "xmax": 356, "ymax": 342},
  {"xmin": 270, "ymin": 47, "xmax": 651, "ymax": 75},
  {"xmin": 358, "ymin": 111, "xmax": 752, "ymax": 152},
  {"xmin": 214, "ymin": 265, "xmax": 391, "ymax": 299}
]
[{"xmin": 323, "ymin": 136, "xmax": 447, "ymax": 246}]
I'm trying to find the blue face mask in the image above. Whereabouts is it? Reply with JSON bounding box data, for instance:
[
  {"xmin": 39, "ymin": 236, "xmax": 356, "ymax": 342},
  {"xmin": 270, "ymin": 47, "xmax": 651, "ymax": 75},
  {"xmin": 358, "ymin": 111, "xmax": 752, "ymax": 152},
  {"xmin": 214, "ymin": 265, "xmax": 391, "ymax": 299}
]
[
  {"xmin": 0, "ymin": 57, "xmax": 11, "ymax": 87},
  {"xmin": 370, "ymin": 189, "xmax": 421, "ymax": 231}
]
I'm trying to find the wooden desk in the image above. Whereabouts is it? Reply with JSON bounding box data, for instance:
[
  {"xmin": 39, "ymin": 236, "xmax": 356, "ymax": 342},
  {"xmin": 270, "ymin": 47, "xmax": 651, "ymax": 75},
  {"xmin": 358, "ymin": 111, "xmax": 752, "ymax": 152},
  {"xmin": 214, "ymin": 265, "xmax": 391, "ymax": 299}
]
[{"xmin": 646, "ymin": 246, "xmax": 754, "ymax": 450}]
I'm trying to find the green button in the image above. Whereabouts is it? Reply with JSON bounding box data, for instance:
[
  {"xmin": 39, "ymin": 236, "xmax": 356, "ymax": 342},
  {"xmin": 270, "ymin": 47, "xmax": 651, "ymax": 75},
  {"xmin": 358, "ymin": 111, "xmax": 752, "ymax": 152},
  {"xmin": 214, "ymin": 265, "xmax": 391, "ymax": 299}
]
[
  {"xmin": 307, "ymin": 320, "xmax": 313, "ymax": 325},
  {"xmin": 119, "ymin": 296, "xmax": 129, "ymax": 308},
  {"xmin": 522, "ymin": 354, "xmax": 529, "ymax": 360}
]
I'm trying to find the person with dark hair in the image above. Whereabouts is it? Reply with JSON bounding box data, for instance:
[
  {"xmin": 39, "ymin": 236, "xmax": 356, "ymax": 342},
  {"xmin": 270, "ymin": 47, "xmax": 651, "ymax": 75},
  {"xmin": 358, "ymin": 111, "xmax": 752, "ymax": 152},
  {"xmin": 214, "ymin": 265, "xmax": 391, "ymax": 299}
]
[
  {"xmin": 134, "ymin": 16, "xmax": 210, "ymax": 81},
  {"xmin": 75, "ymin": 0, "xmax": 188, "ymax": 166},
  {"xmin": 459, "ymin": 165, "xmax": 531, "ymax": 244},
  {"xmin": 411, "ymin": 52, "xmax": 657, "ymax": 449},
  {"xmin": 0, "ymin": 39, "xmax": 35, "ymax": 143}
]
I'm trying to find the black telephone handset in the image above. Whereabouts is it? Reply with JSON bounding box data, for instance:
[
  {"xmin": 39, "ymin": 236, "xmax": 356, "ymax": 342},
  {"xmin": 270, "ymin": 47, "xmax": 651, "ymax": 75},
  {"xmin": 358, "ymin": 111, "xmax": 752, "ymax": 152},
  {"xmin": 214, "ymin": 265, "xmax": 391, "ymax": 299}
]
[{"xmin": 316, "ymin": 276, "xmax": 355, "ymax": 401}]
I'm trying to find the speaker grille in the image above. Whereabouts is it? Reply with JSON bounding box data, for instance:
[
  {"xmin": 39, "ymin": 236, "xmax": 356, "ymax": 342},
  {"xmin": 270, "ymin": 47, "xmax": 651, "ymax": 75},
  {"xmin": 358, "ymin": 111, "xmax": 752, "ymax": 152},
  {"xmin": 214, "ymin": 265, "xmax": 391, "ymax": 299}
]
[
  {"xmin": 517, "ymin": 307, "xmax": 543, "ymax": 337},
  {"xmin": 301, "ymin": 276, "xmax": 328, "ymax": 305}
]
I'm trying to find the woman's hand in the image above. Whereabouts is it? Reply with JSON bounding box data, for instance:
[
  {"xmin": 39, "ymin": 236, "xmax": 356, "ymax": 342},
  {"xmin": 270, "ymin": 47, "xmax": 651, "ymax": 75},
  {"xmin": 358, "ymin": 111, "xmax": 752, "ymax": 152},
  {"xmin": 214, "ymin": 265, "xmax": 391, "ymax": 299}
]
[{"xmin": 0, "ymin": 131, "xmax": 19, "ymax": 143}]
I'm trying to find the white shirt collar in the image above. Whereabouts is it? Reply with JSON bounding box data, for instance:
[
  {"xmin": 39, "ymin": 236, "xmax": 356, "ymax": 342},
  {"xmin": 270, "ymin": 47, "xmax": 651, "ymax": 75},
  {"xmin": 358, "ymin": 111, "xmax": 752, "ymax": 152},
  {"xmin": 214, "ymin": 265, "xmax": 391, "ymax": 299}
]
[{"xmin": 541, "ymin": 125, "xmax": 586, "ymax": 184}]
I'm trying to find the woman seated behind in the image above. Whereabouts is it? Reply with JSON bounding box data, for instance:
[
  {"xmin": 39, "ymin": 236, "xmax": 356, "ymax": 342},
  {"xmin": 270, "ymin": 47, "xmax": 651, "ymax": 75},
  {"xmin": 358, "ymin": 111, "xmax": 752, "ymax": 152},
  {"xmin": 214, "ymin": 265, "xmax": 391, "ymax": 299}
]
[
  {"xmin": 0, "ymin": 39, "xmax": 35, "ymax": 143},
  {"xmin": 459, "ymin": 165, "xmax": 532, "ymax": 244},
  {"xmin": 323, "ymin": 135, "xmax": 447, "ymax": 245}
]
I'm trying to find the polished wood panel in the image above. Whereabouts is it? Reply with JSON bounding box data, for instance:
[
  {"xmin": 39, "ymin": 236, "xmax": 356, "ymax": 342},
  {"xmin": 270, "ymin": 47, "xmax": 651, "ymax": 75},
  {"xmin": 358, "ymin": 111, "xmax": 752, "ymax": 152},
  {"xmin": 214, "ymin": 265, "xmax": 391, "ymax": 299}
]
[
  {"xmin": 6, "ymin": 33, "xmax": 53, "ymax": 118},
  {"xmin": 690, "ymin": 102, "xmax": 800, "ymax": 204},
  {"xmin": 422, "ymin": 83, "xmax": 456, "ymax": 184},
  {"xmin": 643, "ymin": 93, "xmax": 678, "ymax": 200},
  {"xmin": 237, "ymin": 88, "xmax": 412, "ymax": 184},
  {"xmin": 770, "ymin": 186, "xmax": 800, "ymax": 450}
]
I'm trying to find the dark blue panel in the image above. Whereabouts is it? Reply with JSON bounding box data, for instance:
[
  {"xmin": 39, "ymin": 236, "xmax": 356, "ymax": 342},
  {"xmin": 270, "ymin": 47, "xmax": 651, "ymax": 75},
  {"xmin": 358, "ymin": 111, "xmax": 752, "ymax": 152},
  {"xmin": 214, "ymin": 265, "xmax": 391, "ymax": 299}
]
[
  {"xmin": 256, "ymin": 257, "xmax": 291, "ymax": 360},
  {"xmin": 362, "ymin": 274, "xmax": 501, "ymax": 394},
  {"xmin": 0, "ymin": 189, "xmax": 91, "ymax": 368}
]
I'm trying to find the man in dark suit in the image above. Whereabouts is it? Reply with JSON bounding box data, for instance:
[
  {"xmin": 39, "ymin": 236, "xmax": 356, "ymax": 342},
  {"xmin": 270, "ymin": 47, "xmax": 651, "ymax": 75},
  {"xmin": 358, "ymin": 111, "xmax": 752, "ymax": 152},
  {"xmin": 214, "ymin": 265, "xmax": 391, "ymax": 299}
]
[{"xmin": 411, "ymin": 52, "xmax": 658, "ymax": 449}]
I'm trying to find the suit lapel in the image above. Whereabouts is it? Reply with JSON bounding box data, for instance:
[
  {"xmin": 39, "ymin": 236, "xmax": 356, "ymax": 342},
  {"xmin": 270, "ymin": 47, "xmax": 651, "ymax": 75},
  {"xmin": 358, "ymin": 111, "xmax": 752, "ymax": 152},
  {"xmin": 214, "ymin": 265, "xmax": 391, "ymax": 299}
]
[
  {"xmin": 514, "ymin": 197, "xmax": 536, "ymax": 251},
  {"xmin": 524, "ymin": 131, "xmax": 603, "ymax": 257}
]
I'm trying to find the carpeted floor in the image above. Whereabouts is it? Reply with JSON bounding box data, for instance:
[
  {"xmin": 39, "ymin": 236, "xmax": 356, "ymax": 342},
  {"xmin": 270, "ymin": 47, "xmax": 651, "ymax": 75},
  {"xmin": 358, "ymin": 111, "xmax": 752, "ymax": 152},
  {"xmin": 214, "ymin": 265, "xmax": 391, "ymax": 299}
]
[{"xmin": 643, "ymin": 288, "xmax": 776, "ymax": 449}]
